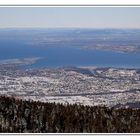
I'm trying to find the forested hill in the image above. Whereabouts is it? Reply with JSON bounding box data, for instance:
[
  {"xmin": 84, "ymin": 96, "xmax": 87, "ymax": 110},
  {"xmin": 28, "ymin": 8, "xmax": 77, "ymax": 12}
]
[{"xmin": 0, "ymin": 96, "xmax": 140, "ymax": 133}]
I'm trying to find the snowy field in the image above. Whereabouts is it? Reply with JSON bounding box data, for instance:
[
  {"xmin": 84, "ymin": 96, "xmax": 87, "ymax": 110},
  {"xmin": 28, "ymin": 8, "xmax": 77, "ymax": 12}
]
[{"xmin": 0, "ymin": 66, "xmax": 140, "ymax": 107}]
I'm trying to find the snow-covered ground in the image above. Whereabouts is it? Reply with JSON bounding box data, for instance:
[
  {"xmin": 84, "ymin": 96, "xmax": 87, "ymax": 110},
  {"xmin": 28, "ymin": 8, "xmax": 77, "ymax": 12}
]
[{"xmin": 0, "ymin": 66, "xmax": 140, "ymax": 107}]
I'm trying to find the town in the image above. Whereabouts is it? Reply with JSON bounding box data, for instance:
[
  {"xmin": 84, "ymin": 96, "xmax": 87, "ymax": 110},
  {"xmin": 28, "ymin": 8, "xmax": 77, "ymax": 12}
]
[{"xmin": 0, "ymin": 64, "xmax": 140, "ymax": 108}]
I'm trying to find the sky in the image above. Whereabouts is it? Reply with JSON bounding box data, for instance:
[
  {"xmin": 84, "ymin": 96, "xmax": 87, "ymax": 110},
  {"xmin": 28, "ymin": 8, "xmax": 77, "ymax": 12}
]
[{"xmin": 0, "ymin": 7, "xmax": 140, "ymax": 28}]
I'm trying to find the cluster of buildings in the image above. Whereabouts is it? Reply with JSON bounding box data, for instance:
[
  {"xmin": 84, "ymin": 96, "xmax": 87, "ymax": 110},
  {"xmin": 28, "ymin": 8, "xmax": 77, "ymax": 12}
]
[{"xmin": 0, "ymin": 65, "xmax": 140, "ymax": 107}]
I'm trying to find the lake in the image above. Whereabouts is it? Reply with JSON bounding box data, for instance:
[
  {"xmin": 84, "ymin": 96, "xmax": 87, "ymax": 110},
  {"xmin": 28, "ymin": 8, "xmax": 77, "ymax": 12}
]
[{"xmin": 0, "ymin": 29, "xmax": 140, "ymax": 69}]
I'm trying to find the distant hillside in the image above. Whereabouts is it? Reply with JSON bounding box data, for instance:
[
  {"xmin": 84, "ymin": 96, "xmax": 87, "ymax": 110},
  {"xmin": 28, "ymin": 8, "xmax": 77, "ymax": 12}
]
[{"xmin": 0, "ymin": 96, "xmax": 140, "ymax": 133}]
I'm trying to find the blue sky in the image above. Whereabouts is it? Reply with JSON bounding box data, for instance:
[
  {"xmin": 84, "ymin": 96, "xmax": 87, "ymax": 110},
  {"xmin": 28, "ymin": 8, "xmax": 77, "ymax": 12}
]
[{"xmin": 0, "ymin": 7, "xmax": 140, "ymax": 28}]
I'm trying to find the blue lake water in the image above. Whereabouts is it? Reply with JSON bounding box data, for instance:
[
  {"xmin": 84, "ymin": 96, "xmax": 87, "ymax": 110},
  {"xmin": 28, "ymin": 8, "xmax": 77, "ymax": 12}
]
[{"xmin": 0, "ymin": 40, "xmax": 140, "ymax": 69}]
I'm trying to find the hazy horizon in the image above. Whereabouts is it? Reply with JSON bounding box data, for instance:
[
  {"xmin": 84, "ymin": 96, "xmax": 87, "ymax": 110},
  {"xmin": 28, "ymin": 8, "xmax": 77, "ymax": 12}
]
[
  {"xmin": 0, "ymin": 7, "xmax": 140, "ymax": 28},
  {"xmin": 1, "ymin": 27, "xmax": 140, "ymax": 29}
]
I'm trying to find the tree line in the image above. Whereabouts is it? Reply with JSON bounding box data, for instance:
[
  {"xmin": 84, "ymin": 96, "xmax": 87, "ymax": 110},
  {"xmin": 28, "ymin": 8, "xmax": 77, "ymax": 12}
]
[{"xmin": 0, "ymin": 96, "xmax": 140, "ymax": 133}]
